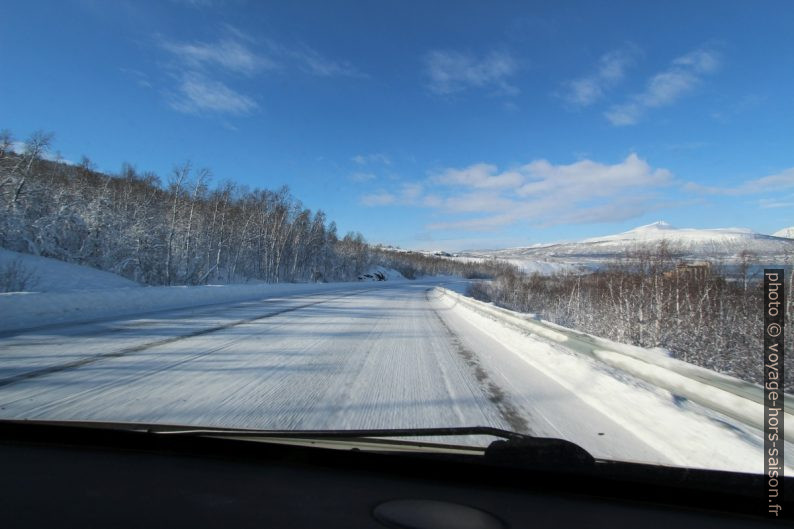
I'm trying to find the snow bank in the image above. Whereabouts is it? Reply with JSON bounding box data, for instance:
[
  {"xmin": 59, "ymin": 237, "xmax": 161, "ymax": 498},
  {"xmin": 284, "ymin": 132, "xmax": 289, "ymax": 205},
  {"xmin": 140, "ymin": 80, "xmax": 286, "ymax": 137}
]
[
  {"xmin": 435, "ymin": 287, "xmax": 794, "ymax": 442},
  {"xmin": 0, "ymin": 248, "xmax": 140, "ymax": 292},
  {"xmin": 0, "ymin": 281, "xmax": 375, "ymax": 334}
]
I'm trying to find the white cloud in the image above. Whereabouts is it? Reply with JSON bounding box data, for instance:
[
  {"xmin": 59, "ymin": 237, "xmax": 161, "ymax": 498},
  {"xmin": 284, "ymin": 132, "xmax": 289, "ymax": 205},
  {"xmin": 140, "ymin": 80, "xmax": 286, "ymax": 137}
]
[
  {"xmin": 360, "ymin": 192, "xmax": 396, "ymax": 206},
  {"xmin": 759, "ymin": 196, "xmax": 794, "ymax": 209},
  {"xmin": 170, "ymin": 72, "xmax": 257, "ymax": 115},
  {"xmin": 561, "ymin": 45, "xmax": 640, "ymax": 107},
  {"xmin": 424, "ymin": 50, "xmax": 518, "ymax": 95},
  {"xmin": 156, "ymin": 27, "xmax": 364, "ymax": 117},
  {"xmin": 749, "ymin": 167, "xmax": 794, "ymax": 189},
  {"xmin": 685, "ymin": 167, "xmax": 794, "ymax": 195},
  {"xmin": 673, "ymin": 48, "xmax": 720, "ymax": 73},
  {"xmin": 361, "ymin": 154, "xmax": 674, "ymax": 232},
  {"xmin": 440, "ymin": 192, "xmax": 517, "ymax": 213},
  {"xmin": 162, "ymin": 37, "xmax": 275, "ymax": 75},
  {"xmin": 287, "ymin": 45, "xmax": 364, "ymax": 78},
  {"xmin": 360, "ymin": 182, "xmax": 428, "ymax": 207},
  {"xmin": 349, "ymin": 172, "xmax": 376, "ymax": 182},
  {"xmin": 432, "ymin": 163, "xmax": 522, "ymax": 189},
  {"xmin": 516, "ymin": 153, "xmax": 671, "ymax": 199},
  {"xmin": 162, "ymin": 33, "xmax": 363, "ymax": 78},
  {"xmin": 352, "ymin": 153, "xmax": 391, "ymax": 165},
  {"xmin": 605, "ymin": 47, "xmax": 721, "ymax": 125}
]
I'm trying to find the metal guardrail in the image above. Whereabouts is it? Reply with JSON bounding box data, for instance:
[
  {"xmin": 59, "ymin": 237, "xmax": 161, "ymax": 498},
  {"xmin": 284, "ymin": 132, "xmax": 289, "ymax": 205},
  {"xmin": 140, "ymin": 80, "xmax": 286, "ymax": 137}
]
[{"xmin": 433, "ymin": 287, "xmax": 794, "ymax": 442}]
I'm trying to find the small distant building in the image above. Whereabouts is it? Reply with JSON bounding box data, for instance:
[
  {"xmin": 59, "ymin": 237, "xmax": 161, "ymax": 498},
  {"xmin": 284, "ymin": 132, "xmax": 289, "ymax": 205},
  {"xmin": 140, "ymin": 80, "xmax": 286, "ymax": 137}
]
[{"xmin": 663, "ymin": 260, "xmax": 711, "ymax": 280}]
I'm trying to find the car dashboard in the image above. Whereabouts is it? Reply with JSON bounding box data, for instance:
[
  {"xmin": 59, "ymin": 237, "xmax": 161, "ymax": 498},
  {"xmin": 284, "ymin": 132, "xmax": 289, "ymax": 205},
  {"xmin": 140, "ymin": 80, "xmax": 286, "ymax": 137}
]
[{"xmin": 1, "ymin": 421, "xmax": 789, "ymax": 528}]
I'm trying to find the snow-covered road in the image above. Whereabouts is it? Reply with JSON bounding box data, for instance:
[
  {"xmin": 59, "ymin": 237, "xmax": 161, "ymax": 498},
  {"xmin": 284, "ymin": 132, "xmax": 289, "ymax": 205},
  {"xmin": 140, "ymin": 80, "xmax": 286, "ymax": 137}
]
[{"xmin": 0, "ymin": 280, "xmax": 784, "ymax": 473}]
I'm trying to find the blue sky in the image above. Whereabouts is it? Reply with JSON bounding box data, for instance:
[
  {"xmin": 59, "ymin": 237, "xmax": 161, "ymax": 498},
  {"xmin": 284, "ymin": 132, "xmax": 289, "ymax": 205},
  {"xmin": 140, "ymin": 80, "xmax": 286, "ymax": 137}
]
[{"xmin": 2, "ymin": 0, "xmax": 793, "ymax": 250}]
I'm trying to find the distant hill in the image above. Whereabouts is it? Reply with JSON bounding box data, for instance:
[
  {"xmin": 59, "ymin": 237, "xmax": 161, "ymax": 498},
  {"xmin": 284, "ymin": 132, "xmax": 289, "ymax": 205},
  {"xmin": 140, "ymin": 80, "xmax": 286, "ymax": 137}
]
[
  {"xmin": 773, "ymin": 226, "xmax": 794, "ymax": 239},
  {"xmin": 461, "ymin": 221, "xmax": 794, "ymax": 267}
]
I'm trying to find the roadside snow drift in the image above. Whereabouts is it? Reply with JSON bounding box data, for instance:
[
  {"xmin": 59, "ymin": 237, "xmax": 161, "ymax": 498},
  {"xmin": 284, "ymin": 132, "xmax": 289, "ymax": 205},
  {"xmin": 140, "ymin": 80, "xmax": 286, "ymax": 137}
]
[{"xmin": 0, "ymin": 248, "xmax": 139, "ymax": 292}]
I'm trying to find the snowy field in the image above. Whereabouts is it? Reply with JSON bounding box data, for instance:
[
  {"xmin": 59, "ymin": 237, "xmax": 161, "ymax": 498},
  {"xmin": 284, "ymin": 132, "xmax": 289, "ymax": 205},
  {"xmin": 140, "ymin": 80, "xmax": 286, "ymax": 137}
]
[{"xmin": 0, "ymin": 274, "xmax": 788, "ymax": 474}]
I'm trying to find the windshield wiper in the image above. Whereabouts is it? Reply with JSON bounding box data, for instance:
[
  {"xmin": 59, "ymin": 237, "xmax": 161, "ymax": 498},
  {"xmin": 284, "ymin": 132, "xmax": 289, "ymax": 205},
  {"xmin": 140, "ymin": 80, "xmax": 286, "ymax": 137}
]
[
  {"xmin": 142, "ymin": 424, "xmax": 596, "ymax": 468},
  {"xmin": 140, "ymin": 424, "xmax": 529, "ymax": 440},
  {"xmin": 0, "ymin": 420, "xmax": 595, "ymax": 469}
]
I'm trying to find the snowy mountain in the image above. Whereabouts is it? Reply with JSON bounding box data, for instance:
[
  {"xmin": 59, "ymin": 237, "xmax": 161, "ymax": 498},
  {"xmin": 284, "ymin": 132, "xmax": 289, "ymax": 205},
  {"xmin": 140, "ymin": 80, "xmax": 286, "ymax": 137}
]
[
  {"xmin": 773, "ymin": 226, "xmax": 794, "ymax": 239},
  {"xmin": 464, "ymin": 221, "xmax": 794, "ymax": 264},
  {"xmin": 572, "ymin": 221, "xmax": 791, "ymax": 256}
]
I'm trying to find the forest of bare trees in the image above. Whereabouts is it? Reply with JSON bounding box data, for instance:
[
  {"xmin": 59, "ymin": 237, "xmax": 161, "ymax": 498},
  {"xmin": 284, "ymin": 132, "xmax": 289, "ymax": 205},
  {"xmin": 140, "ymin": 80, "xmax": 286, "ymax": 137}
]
[
  {"xmin": 470, "ymin": 243, "xmax": 793, "ymax": 391},
  {"xmin": 371, "ymin": 246, "xmax": 515, "ymax": 280},
  {"xmin": 0, "ymin": 130, "xmax": 377, "ymax": 285}
]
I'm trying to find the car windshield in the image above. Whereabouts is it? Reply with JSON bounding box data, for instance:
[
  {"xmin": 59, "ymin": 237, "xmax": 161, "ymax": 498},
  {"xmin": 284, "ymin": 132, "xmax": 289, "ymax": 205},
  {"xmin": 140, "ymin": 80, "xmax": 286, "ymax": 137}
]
[{"xmin": 0, "ymin": 0, "xmax": 791, "ymax": 487}]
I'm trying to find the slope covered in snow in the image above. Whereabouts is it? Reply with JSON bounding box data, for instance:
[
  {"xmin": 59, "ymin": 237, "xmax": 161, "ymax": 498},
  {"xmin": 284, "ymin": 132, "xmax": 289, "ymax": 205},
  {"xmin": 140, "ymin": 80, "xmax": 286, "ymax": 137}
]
[
  {"xmin": 583, "ymin": 220, "xmax": 746, "ymax": 242},
  {"xmin": 773, "ymin": 226, "xmax": 794, "ymax": 238},
  {"xmin": 0, "ymin": 248, "xmax": 140, "ymax": 292}
]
